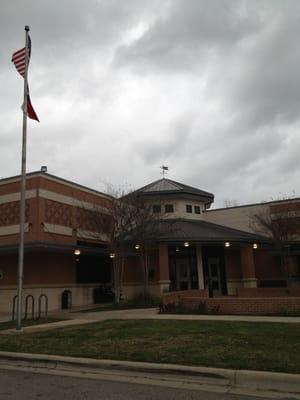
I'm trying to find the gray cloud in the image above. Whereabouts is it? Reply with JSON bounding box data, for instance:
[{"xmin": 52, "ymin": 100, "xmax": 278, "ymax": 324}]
[
  {"xmin": 1, "ymin": 0, "xmax": 299, "ymax": 208},
  {"xmin": 114, "ymin": 0, "xmax": 262, "ymax": 72}
]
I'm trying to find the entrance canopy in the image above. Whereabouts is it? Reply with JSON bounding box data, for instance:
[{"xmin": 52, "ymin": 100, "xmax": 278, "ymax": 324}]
[{"xmin": 153, "ymin": 218, "xmax": 270, "ymax": 245}]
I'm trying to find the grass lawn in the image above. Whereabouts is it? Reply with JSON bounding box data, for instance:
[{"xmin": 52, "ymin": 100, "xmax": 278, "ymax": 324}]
[{"xmin": 0, "ymin": 319, "xmax": 299, "ymax": 374}]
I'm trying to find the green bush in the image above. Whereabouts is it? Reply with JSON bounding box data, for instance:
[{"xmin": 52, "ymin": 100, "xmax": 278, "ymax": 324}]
[
  {"xmin": 159, "ymin": 302, "xmax": 191, "ymax": 314},
  {"xmin": 196, "ymin": 302, "xmax": 206, "ymax": 314},
  {"xmin": 126, "ymin": 290, "xmax": 161, "ymax": 307}
]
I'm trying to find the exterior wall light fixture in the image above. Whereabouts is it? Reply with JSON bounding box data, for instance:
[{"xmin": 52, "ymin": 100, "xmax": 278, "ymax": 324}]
[
  {"xmin": 109, "ymin": 252, "xmax": 115, "ymax": 259},
  {"xmin": 175, "ymin": 247, "xmax": 180, "ymax": 252},
  {"xmin": 74, "ymin": 249, "xmax": 81, "ymax": 256},
  {"xmin": 253, "ymin": 243, "xmax": 258, "ymax": 249},
  {"xmin": 224, "ymin": 242, "xmax": 230, "ymax": 248},
  {"xmin": 184, "ymin": 241, "xmax": 189, "ymax": 247},
  {"xmin": 135, "ymin": 244, "xmax": 140, "ymax": 250}
]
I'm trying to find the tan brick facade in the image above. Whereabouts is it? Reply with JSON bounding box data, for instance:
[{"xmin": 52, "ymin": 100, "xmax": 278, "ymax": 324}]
[{"xmin": 0, "ymin": 172, "xmax": 113, "ymax": 312}]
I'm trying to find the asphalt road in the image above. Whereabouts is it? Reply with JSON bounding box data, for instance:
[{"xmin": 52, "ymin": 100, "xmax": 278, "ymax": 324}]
[{"xmin": 0, "ymin": 369, "xmax": 271, "ymax": 400}]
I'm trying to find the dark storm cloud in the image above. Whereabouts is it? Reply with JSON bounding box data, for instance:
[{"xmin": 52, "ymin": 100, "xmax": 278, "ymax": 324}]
[
  {"xmin": 224, "ymin": 3, "xmax": 300, "ymax": 129},
  {"xmin": 1, "ymin": 0, "xmax": 155, "ymax": 49},
  {"xmin": 114, "ymin": 0, "xmax": 262, "ymax": 72},
  {"xmin": 0, "ymin": 0, "xmax": 299, "ymax": 207},
  {"xmin": 112, "ymin": 0, "xmax": 300, "ymax": 205}
]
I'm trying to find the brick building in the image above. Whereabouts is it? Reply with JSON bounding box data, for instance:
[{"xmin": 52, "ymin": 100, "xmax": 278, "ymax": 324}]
[
  {"xmin": 123, "ymin": 178, "xmax": 300, "ymax": 298},
  {"xmin": 0, "ymin": 171, "xmax": 299, "ymax": 313},
  {"xmin": 0, "ymin": 171, "xmax": 112, "ymax": 312}
]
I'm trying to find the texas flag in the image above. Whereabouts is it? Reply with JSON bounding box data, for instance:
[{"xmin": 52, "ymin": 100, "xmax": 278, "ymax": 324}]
[{"xmin": 11, "ymin": 35, "xmax": 39, "ymax": 122}]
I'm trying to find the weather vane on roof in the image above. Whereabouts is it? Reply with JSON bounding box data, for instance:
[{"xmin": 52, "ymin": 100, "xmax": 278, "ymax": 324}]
[{"xmin": 160, "ymin": 165, "xmax": 168, "ymax": 178}]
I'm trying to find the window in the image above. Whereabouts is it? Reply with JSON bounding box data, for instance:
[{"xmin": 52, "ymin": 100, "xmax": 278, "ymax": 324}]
[
  {"xmin": 153, "ymin": 205, "xmax": 161, "ymax": 213},
  {"xmin": 165, "ymin": 204, "xmax": 174, "ymax": 213},
  {"xmin": 194, "ymin": 205, "xmax": 201, "ymax": 214},
  {"xmin": 186, "ymin": 204, "xmax": 192, "ymax": 213}
]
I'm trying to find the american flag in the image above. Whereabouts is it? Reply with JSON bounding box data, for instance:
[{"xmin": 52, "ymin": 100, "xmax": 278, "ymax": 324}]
[
  {"xmin": 11, "ymin": 36, "xmax": 31, "ymax": 77},
  {"xmin": 11, "ymin": 36, "xmax": 39, "ymax": 122}
]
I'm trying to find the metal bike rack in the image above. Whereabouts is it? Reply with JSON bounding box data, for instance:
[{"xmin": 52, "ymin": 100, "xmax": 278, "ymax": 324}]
[
  {"xmin": 38, "ymin": 294, "xmax": 48, "ymax": 319},
  {"xmin": 24, "ymin": 294, "xmax": 35, "ymax": 320}
]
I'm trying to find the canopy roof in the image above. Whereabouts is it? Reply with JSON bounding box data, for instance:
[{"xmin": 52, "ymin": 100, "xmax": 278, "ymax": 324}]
[
  {"xmin": 156, "ymin": 219, "xmax": 268, "ymax": 243},
  {"xmin": 124, "ymin": 218, "xmax": 270, "ymax": 245}
]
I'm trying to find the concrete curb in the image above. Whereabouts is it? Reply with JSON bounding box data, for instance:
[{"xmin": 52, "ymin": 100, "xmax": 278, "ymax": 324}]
[{"xmin": 0, "ymin": 351, "xmax": 299, "ymax": 397}]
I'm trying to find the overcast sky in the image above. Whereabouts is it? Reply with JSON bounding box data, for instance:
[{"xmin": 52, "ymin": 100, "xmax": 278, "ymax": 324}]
[{"xmin": 1, "ymin": 0, "xmax": 300, "ymax": 207}]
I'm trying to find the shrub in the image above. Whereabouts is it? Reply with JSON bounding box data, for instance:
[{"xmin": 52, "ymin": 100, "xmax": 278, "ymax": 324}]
[
  {"xmin": 159, "ymin": 302, "xmax": 176, "ymax": 313},
  {"xmin": 209, "ymin": 305, "xmax": 220, "ymax": 314},
  {"xmin": 126, "ymin": 290, "xmax": 161, "ymax": 307},
  {"xmin": 196, "ymin": 302, "xmax": 206, "ymax": 314},
  {"xmin": 159, "ymin": 302, "xmax": 191, "ymax": 314}
]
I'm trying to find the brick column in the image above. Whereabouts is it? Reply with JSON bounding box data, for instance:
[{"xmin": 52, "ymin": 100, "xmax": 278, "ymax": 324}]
[
  {"xmin": 240, "ymin": 246, "xmax": 257, "ymax": 288},
  {"xmin": 286, "ymin": 256, "xmax": 298, "ymax": 286},
  {"xmin": 158, "ymin": 244, "xmax": 170, "ymax": 292}
]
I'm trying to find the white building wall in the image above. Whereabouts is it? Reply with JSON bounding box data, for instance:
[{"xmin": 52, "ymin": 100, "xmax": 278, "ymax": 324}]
[
  {"xmin": 149, "ymin": 198, "xmax": 206, "ymax": 220},
  {"xmin": 203, "ymin": 203, "xmax": 269, "ymax": 235}
]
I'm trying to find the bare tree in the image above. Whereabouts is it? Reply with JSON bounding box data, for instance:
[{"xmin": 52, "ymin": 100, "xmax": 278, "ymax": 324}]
[
  {"xmin": 75, "ymin": 186, "xmax": 129, "ymax": 302},
  {"xmin": 78, "ymin": 187, "xmax": 167, "ymax": 301},
  {"xmin": 223, "ymin": 199, "xmax": 239, "ymax": 208},
  {"xmin": 121, "ymin": 196, "xmax": 166, "ymax": 293},
  {"xmin": 250, "ymin": 204, "xmax": 297, "ymax": 280}
]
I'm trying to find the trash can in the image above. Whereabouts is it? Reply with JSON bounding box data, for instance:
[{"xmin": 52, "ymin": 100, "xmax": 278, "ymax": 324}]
[{"xmin": 61, "ymin": 290, "xmax": 72, "ymax": 309}]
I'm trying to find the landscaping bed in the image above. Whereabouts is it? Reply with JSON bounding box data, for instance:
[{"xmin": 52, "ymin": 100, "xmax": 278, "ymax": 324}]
[
  {"xmin": 0, "ymin": 319, "xmax": 299, "ymax": 374},
  {"xmin": 76, "ymin": 303, "xmax": 158, "ymax": 313}
]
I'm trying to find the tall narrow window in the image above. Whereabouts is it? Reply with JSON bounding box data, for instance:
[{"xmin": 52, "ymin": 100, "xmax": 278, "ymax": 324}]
[
  {"xmin": 165, "ymin": 204, "xmax": 174, "ymax": 213},
  {"xmin": 194, "ymin": 205, "xmax": 201, "ymax": 214},
  {"xmin": 186, "ymin": 204, "xmax": 192, "ymax": 213},
  {"xmin": 153, "ymin": 205, "xmax": 161, "ymax": 213}
]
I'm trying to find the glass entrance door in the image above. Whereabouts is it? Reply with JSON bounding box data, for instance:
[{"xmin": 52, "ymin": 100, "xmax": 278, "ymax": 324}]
[
  {"xmin": 176, "ymin": 260, "xmax": 191, "ymax": 290},
  {"xmin": 168, "ymin": 246, "xmax": 198, "ymax": 291},
  {"xmin": 207, "ymin": 257, "xmax": 222, "ymax": 295}
]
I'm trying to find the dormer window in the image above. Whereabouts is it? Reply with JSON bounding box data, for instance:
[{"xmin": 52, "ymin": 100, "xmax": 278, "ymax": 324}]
[
  {"xmin": 153, "ymin": 205, "xmax": 161, "ymax": 213},
  {"xmin": 186, "ymin": 204, "xmax": 192, "ymax": 213},
  {"xmin": 165, "ymin": 204, "xmax": 174, "ymax": 213},
  {"xmin": 194, "ymin": 205, "xmax": 201, "ymax": 214}
]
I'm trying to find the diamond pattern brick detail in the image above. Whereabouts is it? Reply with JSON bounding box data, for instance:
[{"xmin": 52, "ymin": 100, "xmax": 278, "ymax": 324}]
[
  {"xmin": 0, "ymin": 201, "xmax": 29, "ymax": 226},
  {"xmin": 45, "ymin": 200, "xmax": 72, "ymax": 226},
  {"xmin": 76, "ymin": 208, "xmax": 97, "ymax": 231}
]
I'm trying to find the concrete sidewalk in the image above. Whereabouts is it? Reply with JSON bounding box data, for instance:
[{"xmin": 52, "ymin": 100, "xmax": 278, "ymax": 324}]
[
  {"xmin": 66, "ymin": 307, "xmax": 300, "ymax": 324},
  {"xmin": 0, "ymin": 351, "xmax": 299, "ymax": 399}
]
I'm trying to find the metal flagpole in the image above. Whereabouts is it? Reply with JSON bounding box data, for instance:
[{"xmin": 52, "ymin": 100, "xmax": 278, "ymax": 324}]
[{"xmin": 16, "ymin": 25, "xmax": 30, "ymax": 331}]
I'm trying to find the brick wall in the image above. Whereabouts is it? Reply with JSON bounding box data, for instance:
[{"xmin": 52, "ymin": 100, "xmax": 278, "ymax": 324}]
[
  {"xmin": 123, "ymin": 256, "xmax": 144, "ymax": 283},
  {"xmin": 253, "ymin": 250, "xmax": 283, "ymax": 279},
  {"xmin": 237, "ymin": 287, "xmax": 300, "ymax": 297},
  {"xmin": 162, "ymin": 289, "xmax": 208, "ymax": 304},
  {"xmin": 0, "ymin": 252, "xmax": 75, "ymax": 286},
  {"xmin": 180, "ymin": 296, "xmax": 300, "ymax": 315},
  {"xmin": 224, "ymin": 249, "xmax": 242, "ymax": 280}
]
